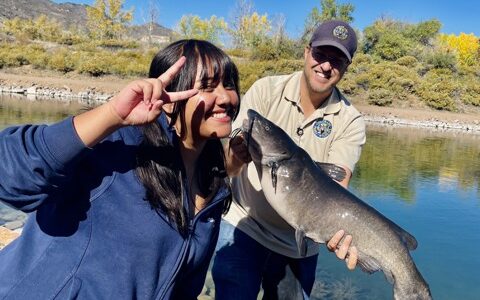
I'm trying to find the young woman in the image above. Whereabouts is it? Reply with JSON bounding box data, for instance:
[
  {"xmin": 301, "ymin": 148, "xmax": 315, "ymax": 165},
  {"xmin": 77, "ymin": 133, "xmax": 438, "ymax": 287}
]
[{"xmin": 0, "ymin": 39, "xmax": 240, "ymax": 299}]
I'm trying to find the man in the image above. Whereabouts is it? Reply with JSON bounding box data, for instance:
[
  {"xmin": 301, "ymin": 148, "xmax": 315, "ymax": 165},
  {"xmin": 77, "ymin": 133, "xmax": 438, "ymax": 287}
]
[{"xmin": 213, "ymin": 20, "xmax": 366, "ymax": 299}]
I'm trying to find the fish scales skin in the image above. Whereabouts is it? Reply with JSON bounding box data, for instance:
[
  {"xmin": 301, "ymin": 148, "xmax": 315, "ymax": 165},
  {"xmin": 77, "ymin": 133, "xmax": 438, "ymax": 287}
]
[{"xmin": 243, "ymin": 109, "xmax": 432, "ymax": 300}]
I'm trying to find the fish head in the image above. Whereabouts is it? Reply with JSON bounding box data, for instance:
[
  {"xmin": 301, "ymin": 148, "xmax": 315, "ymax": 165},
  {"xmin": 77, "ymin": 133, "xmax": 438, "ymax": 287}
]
[{"xmin": 242, "ymin": 109, "xmax": 296, "ymax": 165}]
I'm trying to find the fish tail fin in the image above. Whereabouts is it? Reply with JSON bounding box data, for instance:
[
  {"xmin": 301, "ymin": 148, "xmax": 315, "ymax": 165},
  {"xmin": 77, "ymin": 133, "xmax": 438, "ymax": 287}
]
[
  {"xmin": 393, "ymin": 283, "xmax": 432, "ymax": 300},
  {"xmin": 393, "ymin": 271, "xmax": 432, "ymax": 300}
]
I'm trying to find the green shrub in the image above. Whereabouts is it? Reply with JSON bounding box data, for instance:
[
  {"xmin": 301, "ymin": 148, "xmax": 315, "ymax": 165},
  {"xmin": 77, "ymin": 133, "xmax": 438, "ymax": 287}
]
[
  {"xmin": 367, "ymin": 88, "xmax": 393, "ymax": 106},
  {"xmin": 97, "ymin": 39, "xmax": 139, "ymax": 49},
  {"xmin": 337, "ymin": 72, "xmax": 357, "ymax": 95},
  {"xmin": 108, "ymin": 50, "xmax": 150, "ymax": 77},
  {"xmin": 352, "ymin": 53, "xmax": 373, "ymax": 65},
  {"xmin": 77, "ymin": 52, "xmax": 112, "ymax": 76},
  {"xmin": 461, "ymin": 76, "xmax": 480, "ymax": 106},
  {"xmin": 235, "ymin": 58, "xmax": 303, "ymax": 94},
  {"xmin": 225, "ymin": 48, "xmax": 250, "ymax": 59},
  {"xmin": 0, "ymin": 44, "xmax": 28, "ymax": 66},
  {"xmin": 374, "ymin": 33, "xmax": 412, "ymax": 60},
  {"xmin": 349, "ymin": 62, "xmax": 419, "ymax": 99},
  {"xmin": 423, "ymin": 50, "xmax": 457, "ymax": 70},
  {"xmin": 416, "ymin": 70, "xmax": 458, "ymax": 110},
  {"xmin": 23, "ymin": 44, "xmax": 48, "ymax": 69},
  {"xmin": 48, "ymin": 48, "xmax": 76, "ymax": 72},
  {"xmin": 396, "ymin": 55, "xmax": 418, "ymax": 67}
]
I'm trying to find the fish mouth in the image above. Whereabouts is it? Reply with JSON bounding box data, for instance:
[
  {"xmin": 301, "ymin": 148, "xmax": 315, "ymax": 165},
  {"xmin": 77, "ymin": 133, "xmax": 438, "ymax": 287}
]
[{"xmin": 227, "ymin": 114, "xmax": 254, "ymax": 154}]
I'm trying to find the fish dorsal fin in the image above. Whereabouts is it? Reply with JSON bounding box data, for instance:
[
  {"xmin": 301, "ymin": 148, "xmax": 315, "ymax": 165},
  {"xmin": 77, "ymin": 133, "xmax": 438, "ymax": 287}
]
[
  {"xmin": 388, "ymin": 223, "xmax": 418, "ymax": 250},
  {"xmin": 398, "ymin": 229, "xmax": 418, "ymax": 250},
  {"xmin": 295, "ymin": 229, "xmax": 308, "ymax": 257}
]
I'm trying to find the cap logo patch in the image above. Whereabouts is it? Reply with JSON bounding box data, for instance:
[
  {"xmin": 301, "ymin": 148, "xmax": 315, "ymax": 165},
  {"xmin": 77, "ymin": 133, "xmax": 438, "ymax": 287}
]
[{"xmin": 333, "ymin": 25, "xmax": 348, "ymax": 40}]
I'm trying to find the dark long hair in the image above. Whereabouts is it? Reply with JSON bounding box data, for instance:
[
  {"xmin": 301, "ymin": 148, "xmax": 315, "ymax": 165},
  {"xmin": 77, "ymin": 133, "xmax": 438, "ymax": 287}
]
[{"xmin": 135, "ymin": 39, "xmax": 240, "ymax": 236}]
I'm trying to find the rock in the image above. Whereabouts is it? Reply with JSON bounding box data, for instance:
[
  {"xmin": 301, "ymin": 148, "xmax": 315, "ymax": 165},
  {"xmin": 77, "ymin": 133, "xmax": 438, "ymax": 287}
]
[
  {"xmin": 26, "ymin": 86, "xmax": 37, "ymax": 94},
  {"xmin": 11, "ymin": 87, "xmax": 26, "ymax": 94}
]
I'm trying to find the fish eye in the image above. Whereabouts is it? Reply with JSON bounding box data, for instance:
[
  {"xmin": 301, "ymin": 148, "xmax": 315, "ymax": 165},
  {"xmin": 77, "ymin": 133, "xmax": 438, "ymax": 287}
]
[{"xmin": 265, "ymin": 125, "xmax": 270, "ymax": 131}]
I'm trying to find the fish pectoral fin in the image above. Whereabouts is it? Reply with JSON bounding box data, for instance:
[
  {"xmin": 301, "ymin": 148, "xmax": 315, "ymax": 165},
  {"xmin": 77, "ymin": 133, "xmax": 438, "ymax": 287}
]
[
  {"xmin": 357, "ymin": 252, "xmax": 382, "ymax": 275},
  {"xmin": 314, "ymin": 162, "xmax": 347, "ymax": 182},
  {"xmin": 357, "ymin": 253, "xmax": 395, "ymax": 285},
  {"xmin": 295, "ymin": 229, "xmax": 308, "ymax": 257}
]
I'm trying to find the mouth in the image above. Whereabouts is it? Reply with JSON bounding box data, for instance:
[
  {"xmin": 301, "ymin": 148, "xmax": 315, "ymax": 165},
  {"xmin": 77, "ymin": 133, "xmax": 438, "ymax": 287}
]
[
  {"xmin": 313, "ymin": 68, "xmax": 331, "ymax": 80},
  {"xmin": 207, "ymin": 110, "xmax": 232, "ymax": 122}
]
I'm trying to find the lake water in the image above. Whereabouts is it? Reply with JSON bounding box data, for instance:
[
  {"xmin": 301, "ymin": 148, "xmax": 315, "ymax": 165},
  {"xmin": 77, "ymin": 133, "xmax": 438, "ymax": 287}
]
[{"xmin": 1, "ymin": 95, "xmax": 479, "ymax": 300}]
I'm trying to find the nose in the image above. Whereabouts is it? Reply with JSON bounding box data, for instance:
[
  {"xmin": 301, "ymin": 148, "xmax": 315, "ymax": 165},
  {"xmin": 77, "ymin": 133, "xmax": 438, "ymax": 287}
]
[
  {"xmin": 215, "ymin": 85, "xmax": 231, "ymax": 105},
  {"xmin": 319, "ymin": 60, "xmax": 333, "ymax": 71}
]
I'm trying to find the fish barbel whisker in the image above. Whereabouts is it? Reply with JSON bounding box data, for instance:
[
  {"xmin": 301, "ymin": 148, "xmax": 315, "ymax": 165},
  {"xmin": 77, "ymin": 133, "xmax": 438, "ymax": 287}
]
[{"xmin": 266, "ymin": 161, "xmax": 278, "ymax": 192}]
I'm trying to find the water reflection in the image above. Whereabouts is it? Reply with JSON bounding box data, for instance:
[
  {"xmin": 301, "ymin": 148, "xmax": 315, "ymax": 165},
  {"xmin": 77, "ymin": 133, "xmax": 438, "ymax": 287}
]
[
  {"xmin": 0, "ymin": 94, "xmax": 85, "ymax": 129},
  {"xmin": 352, "ymin": 125, "xmax": 480, "ymax": 203},
  {"xmin": 1, "ymin": 95, "xmax": 479, "ymax": 299}
]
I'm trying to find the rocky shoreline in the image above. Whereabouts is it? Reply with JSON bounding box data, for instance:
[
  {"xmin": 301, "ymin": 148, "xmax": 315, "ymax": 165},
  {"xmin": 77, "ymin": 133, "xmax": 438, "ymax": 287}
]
[
  {"xmin": 362, "ymin": 114, "xmax": 480, "ymax": 133},
  {"xmin": 0, "ymin": 84, "xmax": 112, "ymax": 105},
  {"xmin": 2, "ymin": 81, "xmax": 480, "ymax": 134}
]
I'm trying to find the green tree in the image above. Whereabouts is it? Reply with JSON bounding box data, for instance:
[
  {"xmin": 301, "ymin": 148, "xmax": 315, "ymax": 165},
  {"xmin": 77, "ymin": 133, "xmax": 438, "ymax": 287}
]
[
  {"xmin": 301, "ymin": 0, "xmax": 355, "ymax": 43},
  {"xmin": 86, "ymin": 0, "xmax": 133, "ymax": 40},
  {"xmin": 406, "ymin": 19, "xmax": 442, "ymax": 46},
  {"xmin": 177, "ymin": 15, "xmax": 227, "ymax": 44},
  {"xmin": 363, "ymin": 18, "xmax": 441, "ymax": 60}
]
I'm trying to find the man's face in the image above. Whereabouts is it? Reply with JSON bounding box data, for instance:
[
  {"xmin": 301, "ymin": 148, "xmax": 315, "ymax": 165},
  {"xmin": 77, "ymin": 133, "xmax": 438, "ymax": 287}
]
[{"xmin": 303, "ymin": 45, "xmax": 350, "ymax": 95}]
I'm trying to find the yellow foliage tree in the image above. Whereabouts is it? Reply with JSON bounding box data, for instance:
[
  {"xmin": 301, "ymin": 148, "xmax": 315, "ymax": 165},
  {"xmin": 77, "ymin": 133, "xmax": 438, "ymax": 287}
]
[
  {"xmin": 231, "ymin": 12, "xmax": 271, "ymax": 49},
  {"xmin": 1, "ymin": 15, "xmax": 62, "ymax": 42},
  {"xmin": 177, "ymin": 15, "xmax": 227, "ymax": 44},
  {"xmin": 439, "ymin": 33, "xmax": 479, "ymax": 66},
  {"xmin": 86, "ymin": 0, "xmax": 133, "ymax": 40}
]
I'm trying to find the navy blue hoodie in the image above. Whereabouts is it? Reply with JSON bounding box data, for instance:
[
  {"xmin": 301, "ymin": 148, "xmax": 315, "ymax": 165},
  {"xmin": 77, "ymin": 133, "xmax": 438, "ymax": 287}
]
[{"xmin": 0, "ymin": 115, "xmax": 228, "ymax": 299}]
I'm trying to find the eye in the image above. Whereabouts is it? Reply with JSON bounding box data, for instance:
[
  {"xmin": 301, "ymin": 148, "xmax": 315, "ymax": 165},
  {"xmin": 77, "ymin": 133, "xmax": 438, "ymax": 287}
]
[
  {"xmin": 223, "ymin": 82, "xmax": 236, "ymax": 90},
  {"xmin": 264, "ymin": 125, "xmax": 270, "ymax": 131},
  {"xmin": 200, "ymin": 87, "xmax": 215, "ymax": 93}
]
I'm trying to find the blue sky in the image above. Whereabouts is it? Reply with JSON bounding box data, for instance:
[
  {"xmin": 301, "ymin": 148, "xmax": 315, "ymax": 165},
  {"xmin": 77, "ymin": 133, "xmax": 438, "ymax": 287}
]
[{"xmin": 53, "ymin": 0, "xmax": 480, "ymax": 37}]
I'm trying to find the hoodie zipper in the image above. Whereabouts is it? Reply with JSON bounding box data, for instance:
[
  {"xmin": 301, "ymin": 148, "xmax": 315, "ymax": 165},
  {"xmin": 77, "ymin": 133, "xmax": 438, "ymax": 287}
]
[{"xmin": 156, "ymin": 186, "xmax": 229, "ymax": 299}]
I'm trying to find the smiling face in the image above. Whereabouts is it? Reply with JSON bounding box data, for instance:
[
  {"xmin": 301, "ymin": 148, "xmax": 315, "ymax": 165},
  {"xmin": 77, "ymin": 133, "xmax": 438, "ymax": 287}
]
[
  {"xmin": 303, "ymin": 45, "xmax": 349, "ymax": 97},
  {"xmin": 152, "ymin": 40, "xmax": 240, "ymax": 146},
  {"xmin": 181, "ymin": 65, "xmax": 239, "ymax": 142}
]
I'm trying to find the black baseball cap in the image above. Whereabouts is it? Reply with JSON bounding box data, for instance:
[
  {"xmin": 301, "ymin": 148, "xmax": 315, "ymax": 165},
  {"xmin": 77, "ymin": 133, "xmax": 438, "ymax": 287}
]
[{"xmin": 309, "ymin": 20, "xmax": 357, "ymax": 62}]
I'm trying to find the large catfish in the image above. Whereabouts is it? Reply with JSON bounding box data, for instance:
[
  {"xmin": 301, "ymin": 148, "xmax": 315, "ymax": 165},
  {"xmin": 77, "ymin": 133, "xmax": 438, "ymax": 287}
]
[{"xmin": 240, "ymin": 109, "xmax": 432, "ymax": 300}]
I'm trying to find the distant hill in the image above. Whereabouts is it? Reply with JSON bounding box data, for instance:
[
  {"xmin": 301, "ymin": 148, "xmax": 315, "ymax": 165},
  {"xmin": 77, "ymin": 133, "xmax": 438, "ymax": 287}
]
[
  {"xmin": 0, "ymin": 0, "xmax": 88, "ymax": 29},
  {"xmin": 0, "ymin": 0, "xmax": 173, "ymax": 41}
]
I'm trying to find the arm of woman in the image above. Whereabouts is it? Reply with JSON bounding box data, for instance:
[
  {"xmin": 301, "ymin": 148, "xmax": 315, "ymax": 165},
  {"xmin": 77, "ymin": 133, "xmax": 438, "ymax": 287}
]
[{"xmin": 0, "ymin": 57, "xmax": 197, "ymax": 212}]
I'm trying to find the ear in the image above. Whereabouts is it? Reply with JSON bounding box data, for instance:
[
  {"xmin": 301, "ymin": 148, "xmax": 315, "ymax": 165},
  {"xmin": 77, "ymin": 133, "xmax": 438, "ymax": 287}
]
[{"xmin": 304, "ymin": 46, "xmax": 310, "ymax": 59}]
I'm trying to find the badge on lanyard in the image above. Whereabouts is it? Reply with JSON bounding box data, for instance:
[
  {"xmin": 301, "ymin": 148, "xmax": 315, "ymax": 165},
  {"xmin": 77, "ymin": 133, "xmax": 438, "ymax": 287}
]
[{"xmin": 313, "ymin": 119, "xmax": 332, "ymax": 138}]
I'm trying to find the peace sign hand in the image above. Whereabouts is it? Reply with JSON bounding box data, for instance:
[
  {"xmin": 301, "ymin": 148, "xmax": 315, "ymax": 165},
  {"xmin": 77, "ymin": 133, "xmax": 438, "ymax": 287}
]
[{"xmin": 109, "ymin": 56, "xmax": 198, "ymax": 126}]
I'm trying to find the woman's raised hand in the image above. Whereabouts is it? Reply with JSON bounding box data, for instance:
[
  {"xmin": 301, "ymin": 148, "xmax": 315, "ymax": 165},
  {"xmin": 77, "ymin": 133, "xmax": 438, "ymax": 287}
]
[
  {"xmin": 73, "ymin": 57, "xmax": 198, "ymax": 148},
  {"xmin": 109, "ymin": 56, "xmax": 198, "ymax": 126}
]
